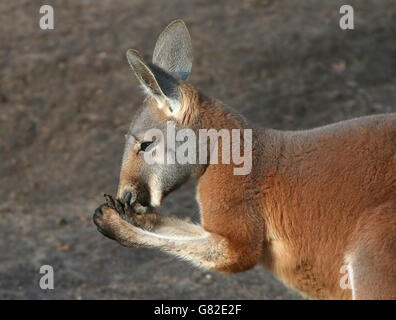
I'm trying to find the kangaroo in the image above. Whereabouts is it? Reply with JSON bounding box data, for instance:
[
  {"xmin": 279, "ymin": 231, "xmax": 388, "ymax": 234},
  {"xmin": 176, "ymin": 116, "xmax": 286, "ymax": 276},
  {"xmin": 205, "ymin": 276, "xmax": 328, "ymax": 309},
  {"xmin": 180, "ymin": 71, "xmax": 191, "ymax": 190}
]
[{"xmin": 93, "ymin": 20, "xmax": 396, "ymax": 300}]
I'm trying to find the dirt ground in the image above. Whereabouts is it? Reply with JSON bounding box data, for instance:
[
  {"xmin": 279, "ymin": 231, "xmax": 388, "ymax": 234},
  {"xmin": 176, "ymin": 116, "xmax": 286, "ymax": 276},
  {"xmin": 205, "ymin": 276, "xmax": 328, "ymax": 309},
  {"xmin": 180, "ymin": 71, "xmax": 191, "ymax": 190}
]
[{"xmin": 1, "ymin": 0, "xmax": 395, "ymax": 299}]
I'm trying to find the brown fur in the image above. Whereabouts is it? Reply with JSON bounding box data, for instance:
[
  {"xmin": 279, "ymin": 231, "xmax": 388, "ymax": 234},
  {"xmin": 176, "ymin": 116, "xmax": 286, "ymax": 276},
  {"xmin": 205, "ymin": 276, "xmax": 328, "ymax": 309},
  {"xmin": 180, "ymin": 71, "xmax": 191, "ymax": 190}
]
[
  {"xmin": 93, "ymin": 21, "xmax": 396, "ymax": 299},
  {"xmin": 94, "ymin": 85, "xmax": 396, "ymax": 299}
]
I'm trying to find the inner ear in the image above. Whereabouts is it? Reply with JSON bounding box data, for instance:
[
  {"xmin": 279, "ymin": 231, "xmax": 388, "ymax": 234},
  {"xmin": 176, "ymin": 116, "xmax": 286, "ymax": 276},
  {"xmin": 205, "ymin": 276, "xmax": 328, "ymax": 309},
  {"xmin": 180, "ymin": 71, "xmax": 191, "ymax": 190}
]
[
  {"xmin": 126, "ymin": 49, "xmax": 164, "ymax": 97},
  {"xmin": 148, "ymin": 63, "xmax": 180, "ymax": 103},
  {"xmin": 126, "ymin": 49, "xmax": 181, "ymax": 112}
]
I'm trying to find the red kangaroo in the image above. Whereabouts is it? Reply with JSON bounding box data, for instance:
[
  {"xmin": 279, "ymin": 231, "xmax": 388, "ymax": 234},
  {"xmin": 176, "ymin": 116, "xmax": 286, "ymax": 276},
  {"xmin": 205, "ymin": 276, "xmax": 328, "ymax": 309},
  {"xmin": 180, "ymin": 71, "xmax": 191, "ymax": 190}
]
[{"xmin": 93, "ymin": 20, "xmax": 396, "ymax": 299}]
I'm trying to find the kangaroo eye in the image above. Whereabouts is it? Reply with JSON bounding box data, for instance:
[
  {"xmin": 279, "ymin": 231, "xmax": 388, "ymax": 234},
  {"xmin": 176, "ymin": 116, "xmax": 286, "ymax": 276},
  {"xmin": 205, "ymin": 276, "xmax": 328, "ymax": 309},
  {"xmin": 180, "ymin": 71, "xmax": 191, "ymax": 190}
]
[{"xmin": 140, "ymin": 141, "xmax": 153, "ymax": 152}]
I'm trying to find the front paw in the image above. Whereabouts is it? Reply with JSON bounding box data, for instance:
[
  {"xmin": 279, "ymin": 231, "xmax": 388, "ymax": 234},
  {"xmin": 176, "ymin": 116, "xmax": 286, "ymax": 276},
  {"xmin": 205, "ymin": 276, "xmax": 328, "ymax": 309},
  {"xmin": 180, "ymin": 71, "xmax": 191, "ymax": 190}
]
[
  {"xmin": 93, "ymin": 194, "xmax": 133, "ymax": 238},
  {"xmin": 93, "ymin": 194, "xmax": 158, "ymax": 243}
]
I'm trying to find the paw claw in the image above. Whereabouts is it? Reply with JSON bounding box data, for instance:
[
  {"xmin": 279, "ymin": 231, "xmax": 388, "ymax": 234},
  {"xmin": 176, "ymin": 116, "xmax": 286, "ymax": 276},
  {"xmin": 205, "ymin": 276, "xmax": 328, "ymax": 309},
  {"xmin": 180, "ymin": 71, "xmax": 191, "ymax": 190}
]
[
  {"xmin": 122, "ymin": 190, "xmax": 137, "ymax": 207},
  {"xmin": 124, "ymin": 192, "xmax": 132, "ymax": 206},
  {"xmin": 104, "ymin": 194, "xmax": 115, "ymax": 209},
  {"xmin": 115, "ymin": 199, "xmax": 125, "ymax": 214}
]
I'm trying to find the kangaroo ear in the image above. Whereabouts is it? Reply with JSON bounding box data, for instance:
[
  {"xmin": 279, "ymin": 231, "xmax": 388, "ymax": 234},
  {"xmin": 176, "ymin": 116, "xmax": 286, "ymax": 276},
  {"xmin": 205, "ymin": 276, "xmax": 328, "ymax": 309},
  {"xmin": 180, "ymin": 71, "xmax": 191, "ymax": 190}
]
[
  {"xmin": 126, "ymin": 49, "xmax": 180, "ymax": 112},
  {"xmin": 152, "ymin": 19, "xmax": 193, "ymax": 81}
]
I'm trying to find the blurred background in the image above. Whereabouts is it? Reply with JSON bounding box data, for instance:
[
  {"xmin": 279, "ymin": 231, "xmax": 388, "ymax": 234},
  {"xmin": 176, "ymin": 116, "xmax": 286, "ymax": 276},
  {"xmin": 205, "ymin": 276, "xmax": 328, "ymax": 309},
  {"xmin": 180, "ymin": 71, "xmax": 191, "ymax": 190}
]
[{"xmin": 1, "ymin": 0, "xmax": 395, "ymax": 299}]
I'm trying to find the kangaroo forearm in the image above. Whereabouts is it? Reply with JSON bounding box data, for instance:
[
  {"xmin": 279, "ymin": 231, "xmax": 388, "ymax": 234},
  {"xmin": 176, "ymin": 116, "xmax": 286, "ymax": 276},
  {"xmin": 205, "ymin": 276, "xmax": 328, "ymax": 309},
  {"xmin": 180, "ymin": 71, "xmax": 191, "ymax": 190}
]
[
  {"xmin": 146, "ymin": 214, "xmax": 204, "ymax": 236},
  {"xmin": 132, "ymin": 212, "xmax": 205, "ymax": 236},
  {"xmin": 94, "ymin": 201, "xmax": 260, "ymax": 273},
  {"xmin": 133, "ymin": 227, "xmax": 229, "ymax": 268},
  {"xmin": 114, "ymin": 216, "xmax": 252, "ymax": 272}
]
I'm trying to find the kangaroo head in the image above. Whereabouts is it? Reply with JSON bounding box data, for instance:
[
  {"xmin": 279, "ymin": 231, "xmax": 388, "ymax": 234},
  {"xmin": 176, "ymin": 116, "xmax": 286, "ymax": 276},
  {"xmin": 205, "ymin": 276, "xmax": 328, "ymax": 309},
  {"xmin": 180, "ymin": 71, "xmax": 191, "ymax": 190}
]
[{"xmin": 117, "ymin": 20, "xmax": 204, "ymax": 210}]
